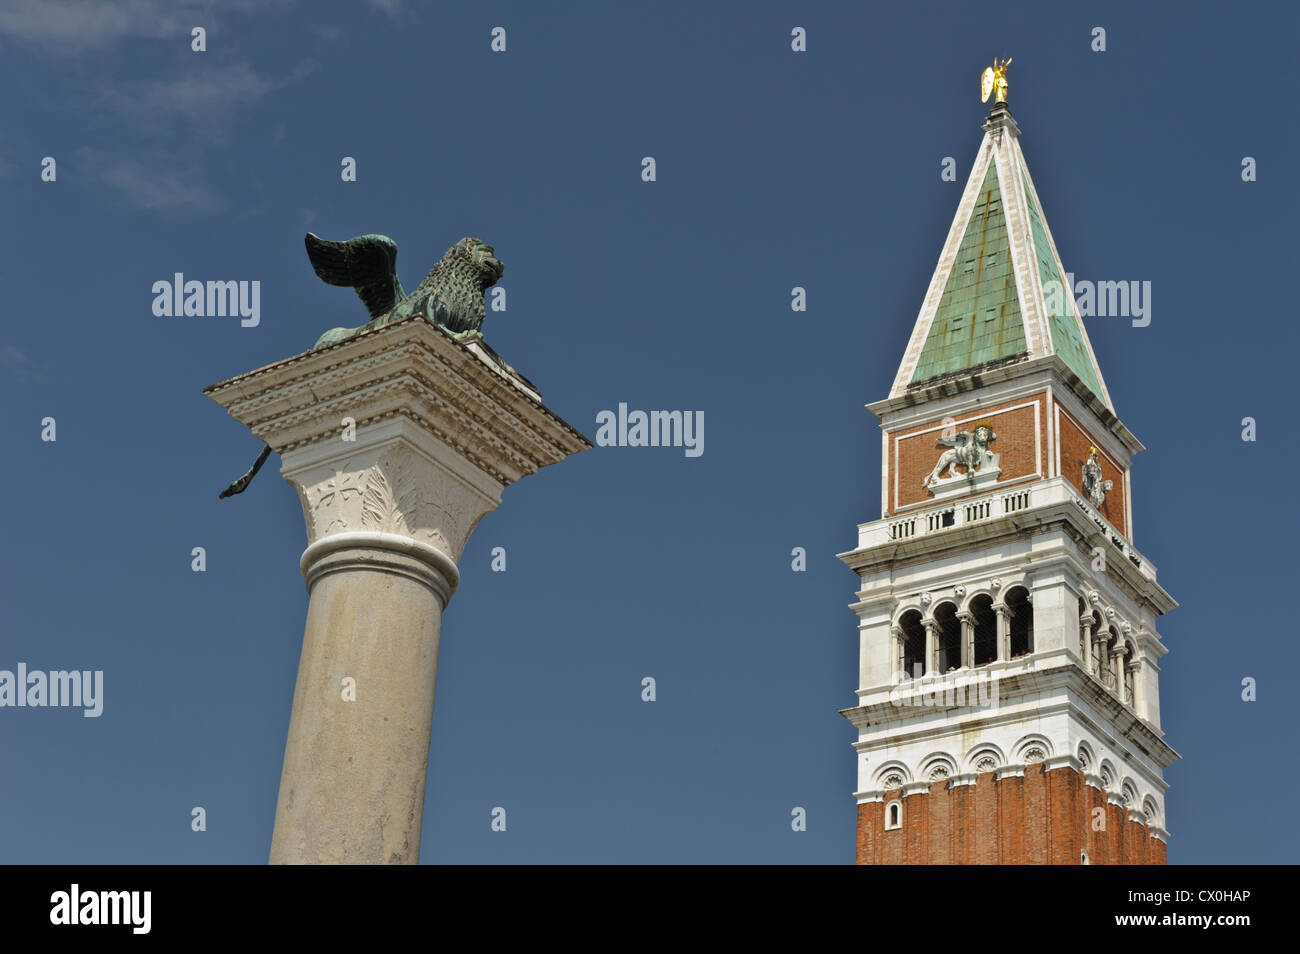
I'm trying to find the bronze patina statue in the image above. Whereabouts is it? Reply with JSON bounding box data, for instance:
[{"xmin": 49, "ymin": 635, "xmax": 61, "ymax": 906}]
[
  {"xmin": 218, "ymin": 233, "xmax": 504, "ymax": 498},
  {"xmin": 306, "ymin": 232, "xmax": 503, "ymax": 347}
]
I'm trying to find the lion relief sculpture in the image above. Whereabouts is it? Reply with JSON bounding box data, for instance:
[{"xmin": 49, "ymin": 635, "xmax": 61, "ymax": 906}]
[{"xmin": 923, "ymin": 424, "xmax": 998, "ymax": 493}]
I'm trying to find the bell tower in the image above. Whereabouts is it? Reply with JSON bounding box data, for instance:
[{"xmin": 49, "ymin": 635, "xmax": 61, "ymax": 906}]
[{"xmin": 839, "ymin": 70, "xmax": 1178, "ymax": 865}]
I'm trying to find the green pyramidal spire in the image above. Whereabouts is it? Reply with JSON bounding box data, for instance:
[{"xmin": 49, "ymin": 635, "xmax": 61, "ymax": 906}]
[
  {"xmin": 893, "ymin": 102, "xmax": 1112, "ymax": 409},
  {"xmin": 909, "ymin": 163, "xmax": 1026, "ymax": 383}
]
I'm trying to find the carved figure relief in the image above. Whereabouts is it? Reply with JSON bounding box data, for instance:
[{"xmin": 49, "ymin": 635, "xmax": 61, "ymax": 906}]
[
  {"xmin": 1081, "ymin": 447, "xmax": 1114, "ymax": 509},
  {"xmin": 924, "ymin": 423, "xmax": 999, "ymax": 493}
]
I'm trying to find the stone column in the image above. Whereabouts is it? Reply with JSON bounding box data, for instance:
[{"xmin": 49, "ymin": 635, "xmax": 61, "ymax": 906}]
[
  {"xmin": 1109, "ymin": 644, "xmax": 1125, "ymax": 696},
  {"xmin": 1119, "ymin": 625, "xmax": 1135, "ymax": 706},
  {"xmin": 205, "ymin": 317, "xmax": 590, "ymax": 863},
  {"xmin": 957, "ymin": 611, "xmax": 975, "ymax": 669},
  {"xmin": 923, "ymin": 619, "xmax": 940, "ymax": 676},
  {"xmin": 992, "ymin": 603, "xmax": 1011, "ymax": 661},
  {"xmin": 1079, "ymin": 615, "xmax": 1094, "ymax": 672}
]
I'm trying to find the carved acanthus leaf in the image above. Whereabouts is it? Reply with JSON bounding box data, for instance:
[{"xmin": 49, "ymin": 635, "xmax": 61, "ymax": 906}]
[{"xmin": 292, "ymin": 444, "xmax": 491, "ymax": 558}]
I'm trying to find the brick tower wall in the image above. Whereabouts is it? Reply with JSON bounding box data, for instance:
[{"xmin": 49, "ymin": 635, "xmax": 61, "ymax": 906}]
[
  {"xmin": 887, "ymin": 393, "xmax": 1046, "ymax": 513},
  {"xmin": 856, "ymin": 763, "xmax": 1166, "ymax": 865}
]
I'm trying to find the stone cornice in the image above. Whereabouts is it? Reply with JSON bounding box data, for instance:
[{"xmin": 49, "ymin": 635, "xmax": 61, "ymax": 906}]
[
  {"xmin": 1044, "ymin": 753, "xmax": 1082, "ymax": 774},
  {"xmin": 838, "ymin": 478, "xmax": 1176, "ymax": 616},
  {"xmin": 206, "ymin": 316, "xmax": 591, "ymax": 487},
  {"xmin": 869, "ymin": 355, "xmax": 1143, "ymax": 457},
  {"xmin": 839, "ymin": 663, "xmax": 1179, "ymax": 770}
]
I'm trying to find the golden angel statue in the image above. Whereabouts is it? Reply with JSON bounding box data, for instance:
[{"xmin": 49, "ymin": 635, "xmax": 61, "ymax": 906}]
[{"xmin": 981, "ymin": 57, "xmax": 1012, "ymax": 104}]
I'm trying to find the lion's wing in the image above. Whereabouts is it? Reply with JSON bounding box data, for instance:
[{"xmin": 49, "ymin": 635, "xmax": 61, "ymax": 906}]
[{"xmin": 305, "ymin": 233, "xmax": 405, "ymax": 318}]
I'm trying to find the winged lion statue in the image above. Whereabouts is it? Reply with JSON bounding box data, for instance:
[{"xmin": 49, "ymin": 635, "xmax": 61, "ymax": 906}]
[{"xmin": 218, "ymin": 233, "xmax": 504, "ymax": 499}]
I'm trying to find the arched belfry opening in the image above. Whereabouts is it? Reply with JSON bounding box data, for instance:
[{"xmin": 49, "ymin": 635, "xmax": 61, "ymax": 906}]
[
  {"xmin": 934, "ymin": 602, "xmax": 962, "ymax": 673},
  {"xmin": 1099, "ymin": 626, "xmax": 1119, "ymax": 688},
  {"xmin": 1006, "ymin": 587, "xmax": 1033, "ymax": 658},
  {"xmin": 971, "ymin": 594, "xmax": 997, "ymax": 666},
  {"xmin": 1089, "ymin": 611, "xmax": 1104, "ymax": 675},
  {"xmin": 899, "ymin": 610, "xmax": 926, "ymax": 678}
]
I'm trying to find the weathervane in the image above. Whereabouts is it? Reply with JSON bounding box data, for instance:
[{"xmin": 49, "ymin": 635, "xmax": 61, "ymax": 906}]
[{"xmin": 981, "ymin": 57, "xmax": 1012, "ymax": 104}]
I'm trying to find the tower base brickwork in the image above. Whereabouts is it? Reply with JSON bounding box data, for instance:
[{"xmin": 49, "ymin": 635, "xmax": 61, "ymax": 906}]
[{"xmin": 856, "ymin": 763, "xmax": 1166, "ymax": 865}]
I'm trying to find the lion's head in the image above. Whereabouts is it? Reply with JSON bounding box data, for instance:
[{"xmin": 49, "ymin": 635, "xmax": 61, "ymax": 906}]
[
  {"xmin": 450, "ymin": 237, "xmax": 504, "ymax": 287},
  {"xmin": 401, "ymin": 237, "xmax": 507, "ymax": 335}
]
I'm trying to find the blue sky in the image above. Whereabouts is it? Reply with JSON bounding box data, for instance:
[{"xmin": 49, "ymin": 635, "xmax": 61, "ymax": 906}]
[{"xmin": 0, "ymin": 0, "xmax": 1296, "ymax": 864}]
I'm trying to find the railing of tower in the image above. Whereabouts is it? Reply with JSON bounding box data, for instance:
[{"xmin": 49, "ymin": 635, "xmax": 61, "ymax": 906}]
[{"xmin": 858, "ymin": 477, "xmax": 1157, "ymax": 581}]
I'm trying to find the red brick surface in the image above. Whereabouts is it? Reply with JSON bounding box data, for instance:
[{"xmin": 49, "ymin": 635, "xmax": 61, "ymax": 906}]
[
  {"xmin": 1057, "ymin": 406, "xmax": 1127, "ymax": 533},
  {"xmin": 856, "ymin": 764, "xmax": 1166, "ymax": 865},
  {"xmin": 888, "ymin": 394, "xmax": 1046, "ymax": 513}
]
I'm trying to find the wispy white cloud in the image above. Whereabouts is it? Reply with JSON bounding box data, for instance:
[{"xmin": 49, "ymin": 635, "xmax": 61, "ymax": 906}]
[
  {"xmin": 81, "ymin": 148, "xmax": 218, "ymax": 211},
  {"xmin": 3, "ymin": 0, "xmax": 310, "ymax": 214},
  {"xmin": 0, "ymin": 0, "xmax": 240, "ymax": 51},
  {"xmin": 99, "ymin": 61, "xmax": 276, "ymax": 121},
  {"xmin": 87, "ymin": 57, "xmax": 314, "ymax": 210},
  {"xmin": 0, "ymin": 345, "xmax": 45, "ymax": 383},
  {"xmin": 142, "ymin": 61, "xmax": 276, "ymax": 112}
]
